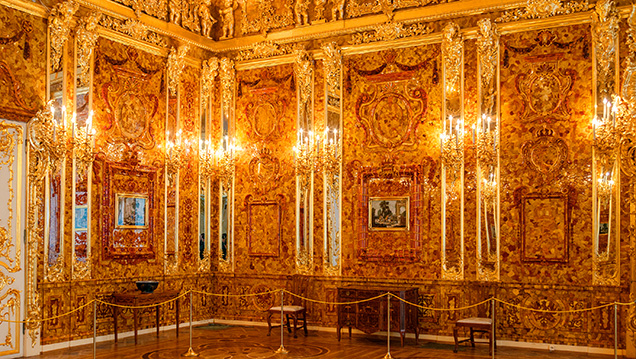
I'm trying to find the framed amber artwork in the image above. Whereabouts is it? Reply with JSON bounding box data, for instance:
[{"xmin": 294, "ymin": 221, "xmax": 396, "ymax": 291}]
[
  {"xmin": 115, "ymin": 193, "xmax": 149, "ymax": 229},
  {"xmin": 368, "ymin": 197, "xmax": 409, "ymax": 231}
]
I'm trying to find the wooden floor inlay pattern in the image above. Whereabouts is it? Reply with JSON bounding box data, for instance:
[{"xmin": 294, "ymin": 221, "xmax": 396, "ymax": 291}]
[{"xmin": 34, "ymin": 325, "xmax": 614, "ymax": 358}]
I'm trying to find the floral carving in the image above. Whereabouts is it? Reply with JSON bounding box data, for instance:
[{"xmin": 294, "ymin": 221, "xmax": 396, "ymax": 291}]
[
  {"xmin": 167, "ymin": 45, "xmax": 189, "ymax": 97},
  {"xmin": 350, "ymin": 21, "xmax": 432, "ymax": 45},
  {"xmin": 201, "ymin": 58, "xmax": 219, "ymax": 109},
  {"xmin": 496, "ymin": 0, "xmax": 588, "ymax": 23},
  {"xmin": 592, "ymin": 0, "xmax": 618, "ymax": 104},
  {"xmin": 75, "ymin": 12, "xmax": 102, "ymax": 88},
  {"xmin": 98, "ymin": 15, "xmax": 167, "ymax": 47}
]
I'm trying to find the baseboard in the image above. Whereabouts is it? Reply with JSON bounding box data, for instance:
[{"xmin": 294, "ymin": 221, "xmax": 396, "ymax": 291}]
[{"xmin": 42, "ymin": 318, "xmax": 625, "ymax": 357}]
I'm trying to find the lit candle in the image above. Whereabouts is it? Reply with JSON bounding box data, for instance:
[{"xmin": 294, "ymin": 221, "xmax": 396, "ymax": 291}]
[
  {"xmin": 472, "ymin": 124, "xmax": 476, "ymax": 144},
  {"xmin": 71, "ymin": 112, "xmax": 76, "ymax": 139},
  {"xmin": 593, "ymin": 117, "xmax": 596, "ymax": 141},
  {"xmin": 449, "ymin": 116, "xmax": 453, "ymax": 137}
]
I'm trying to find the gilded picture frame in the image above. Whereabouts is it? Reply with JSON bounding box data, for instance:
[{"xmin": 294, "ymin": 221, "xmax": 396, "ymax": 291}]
[
  {"xmin": 115, "ymin": 193, "xmax": 149, "ymax": 229},
  {"xmin": 368, "ymin": 196, "xmax": 410, "ymax": 231}
]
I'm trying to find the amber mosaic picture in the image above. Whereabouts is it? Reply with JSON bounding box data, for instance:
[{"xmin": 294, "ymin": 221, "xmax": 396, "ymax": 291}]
[
  {"xmin": 368, "ymin": 197, "xmax": 409, "ymax": 231},
  {"xmin": 115, "ymin": 194, "xmax": 149, "ymax": 229}
]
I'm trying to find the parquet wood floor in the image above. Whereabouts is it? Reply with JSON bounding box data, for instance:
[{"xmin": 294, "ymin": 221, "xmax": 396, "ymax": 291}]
[{"xmin": 32, "ymin": 325, "xmax": 616, "ymax": 359}]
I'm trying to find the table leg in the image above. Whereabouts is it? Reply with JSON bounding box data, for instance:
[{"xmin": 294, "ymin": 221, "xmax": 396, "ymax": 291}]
[
  {"xmin": 113, "ymin": 306, "xmax": 118, "ymax": 343},
  {"xmin": 156, "ymin": 305, "xmax": 160, "ymax": 338},
  {"xmin": 133, "ymin": 308, "xmax": 138, "ymax": 345},
  {"xmin": 176, "ymin": 297, "xmax": 179, "ymax": 337}
]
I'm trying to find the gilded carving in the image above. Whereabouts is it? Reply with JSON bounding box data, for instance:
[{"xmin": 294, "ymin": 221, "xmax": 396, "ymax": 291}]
[
  {"xmin": 496, "ymin": 0, "xmax": 588, "ymax": 23},
  {"xmin": 322, "ymin": 42, "xmax": 342, "ymax": 95},
  {"xmin": 235, "ymin": 41, "xmax": 294, "ymax": 62},
  {"xmin": 201, "ymin": 57, "xmax": 219, "ymax": 109},
  {"xmin": 48, "ymin": 0, "xmax": 79, "ymax": 72},
  {"xmin": 349, "ymin": 21, "xmax": 432, "ymax": 45},
  {"xmin": 476, "ymin": 18, "xmax": 498, "ymax": 118},
  {"xmin": 75, "ymin": 12, "xmax": 102, "ymax": 88},
  {"xmin": 248, "ymin": 148, "xmax": 281, "ymax": 195},
  {"xmin": 521, "ymin": 128, "xmax": 568, "ymax": 182},
  {"xmin": 114, "ymin": 0, "xmax": 168, "ymax": 21},
  {"xmin": 295, "ymin": 0, "xmax": 310, "ymax": 25},
  {"xmin": 241, "ymin": 0, "xmax": 294, "ymax": 36},
  {"xmin": 442, "ymin": 22, "xmax": 462, "ymax": 111},
  {"xmin": 220, "ymin": 58, "xmax": 235, "ymax": 120},
  {"xmin": 98, "ymin": 15, "xmax": 168, "ymax": 47},
  {"xmin": 220, "ymin": 0, "xmax": 239, "ymax": 39},
  {"xmin": 516, "ymin": 61, "xmax": 574, "ymax": 123},
  {"xmin": 167, "ymin": 45, "xmax": 189, "ymax": 97},
  {"xmin": 332, "ymin": 0, "xmax": 345, "ymax": 20},
  {"xmin": 199, "ymin": 0, "xmax": 217, "ymax": 39},
  {"xmin": 294, "ymin": 50, "xmax": 313, "ymax": 122}
]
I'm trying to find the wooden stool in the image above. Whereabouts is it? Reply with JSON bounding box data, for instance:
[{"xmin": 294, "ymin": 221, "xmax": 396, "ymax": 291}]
[
  {"xmin": 453, "ymin": 317, "xmax": 495, "ymax": 354},
  {"xmin": 267, "ymin": 305, "xmax": 308, "ymax": 338}
]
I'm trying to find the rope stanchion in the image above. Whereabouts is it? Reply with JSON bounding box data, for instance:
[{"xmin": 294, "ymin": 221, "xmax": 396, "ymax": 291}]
[
  {"xmin": 275, "ymin": 289, "xmax": 288, "ymax": 355},
  {"xmin": 614, "ymin": 303, "xmax": 618, "ymax": 359},
  {"xmin": 93, "ymin": 300, "xmax": 97, "ymax": 359},
  {"xmin": 491, "ymin": 297, "xmax": 495, "ymax": 359},
  {"xmin": 183, "ymin": 291, "xmax": 199, "ymax": 357},
  {"xmin": 383, "ymin": 293, "xmax": 392, "ymax": 359}
]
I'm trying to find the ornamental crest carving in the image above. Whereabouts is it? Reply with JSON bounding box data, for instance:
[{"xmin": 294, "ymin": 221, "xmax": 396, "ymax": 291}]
[
  {"xmin": 244, "ymin": 87, "xmax": 287, "ymax": 142},
  {"xmin": 102, "ymin": 68, "xmax": 158, "ymax": 151},
  {"xmin": 522, "ymin": 296, "xmax": 566, "ymax": 330},
  {"xmin": 521, "ymin": 127, "xmax": 569, "ymax": 181},
  {"xmin": 516, "ymin": 60, "xmax": 574, "ymax": 123},
  {"xmin": 248, "ymin": 148, "xmax": 282, "ymax": 195},
  {"xmin": 354, "ymin": 75, "xmax": 427, "ymax": 152}
]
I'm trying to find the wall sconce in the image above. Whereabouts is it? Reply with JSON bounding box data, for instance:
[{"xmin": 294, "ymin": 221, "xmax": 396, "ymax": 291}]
[
  {"xmin": 42, "ymin": 103, "xmax": 73, "ymax": 170},
  {"xmin": 322, "ymin": 127, "xmax": 341, "ymax": 188},
  {"xmin": 199, "ymin": 140, "xmax": 217, "ymax": 181},
  {"xmin": 218, "ymin": 135, "xmax": 239, "ymax": 192},
  {"xmin": 72, "ymin": 110, "xmax": 96, "ymax": 178},
  {"xmin": 165, "ymin": 130, "xmax": 186, "ymax": 182},
  {"xmin": 441, "ymin": 115, "xmax": 464, "ymax": 201},
  {"xmin": 293, "ymin": 127, "xmax": 340, "ymax": 189}
]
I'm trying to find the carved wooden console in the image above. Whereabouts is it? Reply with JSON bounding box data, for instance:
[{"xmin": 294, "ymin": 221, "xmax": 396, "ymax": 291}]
[{"xmin": 337, "ymin": 286, "xmax": 418, "ymax": 346}]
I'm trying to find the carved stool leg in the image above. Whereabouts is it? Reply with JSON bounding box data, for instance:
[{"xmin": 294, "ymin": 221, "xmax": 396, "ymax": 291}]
[
  {"xmin": 302, "ymin": 311, "xmax": 308, "ymax": 336},
  {"xmin": 470, "ymin": 327, "xmax": 475, "ymax": 347},
  {"xmin": 267, "ymin": 311, "xmax": 273, "ymax": 336},
  {"xmin": 453, "ymin": 326, "xmax": 459, "ymax": 353}
]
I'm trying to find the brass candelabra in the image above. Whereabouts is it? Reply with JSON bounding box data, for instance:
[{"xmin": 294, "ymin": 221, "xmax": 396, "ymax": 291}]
[{"xmin": 165, "ymin": 130, "xmax": 186, "ymax": 183}]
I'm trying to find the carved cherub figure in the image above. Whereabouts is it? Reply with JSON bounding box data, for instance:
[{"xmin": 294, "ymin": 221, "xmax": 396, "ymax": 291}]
[
  {"xmin": 332, "ymin": 0, "xmax": 345, "ymax": 21},
  {"xmin": 198, "ymin": 0, "xmax": 217, "ymax": 38},
  {"xmin": 169, "ymin": 0, "xmax": 182, "ymax": 24},
  {"xmin": 295, "ymin": 0, "xmax": 310, "ymax": 25},
  {"xmin": 220, "ymin": 0, "xmax": 238, "ymax": 39}
]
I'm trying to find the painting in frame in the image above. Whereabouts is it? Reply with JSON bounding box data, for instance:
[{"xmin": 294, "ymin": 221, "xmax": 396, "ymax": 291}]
[
  {"xmin": 368, "ymin": 196, "xmax": 409, "ymax": 231},
  {"xmin": 115, "ymin": 193, "xmax": 149, "ymax": 229}
]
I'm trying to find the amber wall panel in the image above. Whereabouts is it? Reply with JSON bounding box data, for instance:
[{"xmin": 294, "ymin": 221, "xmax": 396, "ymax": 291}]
[
  {"xmin": 499, "ymin": 25, "xmax": 593, "ymax": 285},
  {"xmin": 0, "ymin": 4, "xmax": 46, "ymax": 122},
  {"xmin": 234, "ymin": 64, "xmax": 297, "ymax": 275},
  {"xmin": 341, "ymin": 45, "xmax": 442, "ymax": 279}
]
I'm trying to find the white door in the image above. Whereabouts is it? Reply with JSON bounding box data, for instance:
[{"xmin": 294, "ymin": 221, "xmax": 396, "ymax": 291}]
[{"xmin": 0, "ymin": 120, "xmax": 26, "ymax": 358}]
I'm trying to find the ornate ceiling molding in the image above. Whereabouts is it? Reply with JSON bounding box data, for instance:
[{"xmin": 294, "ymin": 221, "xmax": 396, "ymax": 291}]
[
  {"xmin": 495, "ymin": 0, "xmax": 589, "ymax": 23},
  {"xmin": 349, "ymin": 20, "xmax": 432, "ymax": 45}
]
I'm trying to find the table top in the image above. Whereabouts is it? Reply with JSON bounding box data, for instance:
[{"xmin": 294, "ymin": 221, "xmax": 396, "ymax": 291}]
[{"xmin": 112, "ymin": 290, "xmax": 180, "ymax": 305}]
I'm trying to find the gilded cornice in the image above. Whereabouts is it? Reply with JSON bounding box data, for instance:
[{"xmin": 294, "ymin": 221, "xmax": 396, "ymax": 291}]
[
  {"xmin": 495, "ymin": 0, "xmax": 589, "ymax": 23},
  {"xmin": 98, "ymin": 14, "xmax": 167, "ymax": 48},
  {"xmin": 0, "ymin": 0, "xmax": 48, "ymax": 17}
]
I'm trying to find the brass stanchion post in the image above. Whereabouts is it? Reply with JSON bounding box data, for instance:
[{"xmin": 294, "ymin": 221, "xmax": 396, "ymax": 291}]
[
  {"xmin": 614, "ymin": 303, "xmax": 618, "ymax": 359},
  {"xmin": 183, "ymin": 291, "xmax": 199, "ymax": 357},
  {"xmin": 383, "ymin": 293, "xmax": 392, "ymax": 359},
  {"xmin": 275, "ymin": 289, "xmax": 288, "ymax": 354},
  {"xmin": 491, "ymin": 298, "xmax": 495, "ymax": 359},
  {"xmin": 93, "ymin": 300, "xmax": 97, "ymax": 359}
]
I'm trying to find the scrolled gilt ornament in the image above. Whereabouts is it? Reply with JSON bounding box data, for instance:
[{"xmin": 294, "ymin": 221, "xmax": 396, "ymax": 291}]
[
  {"xmin": 349, "ymin": 21, "xmax": 432, "ymax": 44},
  {"xmin": 476, "ymin": 18, "xmax": 498, "ymax": 118},
  {"xmin": 167, "ymin": 45, "xmax": 189, "ymax": 96},
  {"xmin": 219, "ymin": 57, "xmax": 235, "ymax": 118},
  {"xmin": 322, "ymin": 42, "xmax": 342, "ymax": 95},
  {"xmin": 593, "ymin": 0, "xmax": 619, "ymax": 101},
  {"xmin": 75, "ymin": 12, "xmax": 102, "ymax": 88},
  {"xmin": 496, "ymin": 0, "xmax": 588, "ymax": 23},
  {"xmin": 294, "ymin": 50, "xmax": 314, "ymax": 110},
  {"xmin": 48, "ymin": 0, "xmax": 79, "ymax": 72},
  {"xmin": 201, "ymin": 57, "xmax": 219, "ymax": 109},
  {"xmin": 98, "ymin": 15, "xmax": 167, "ymax": 47},
  {"xmin": 622, "ymin": 6, "xmax": 636, "ymax": 123},
  {"xmin": 235, "ymin": 41, "xmax": 294, "ymax": 61},
  {"xmin": 442, "ymin": 22, "xmax": 463, "ymax": 100}
]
